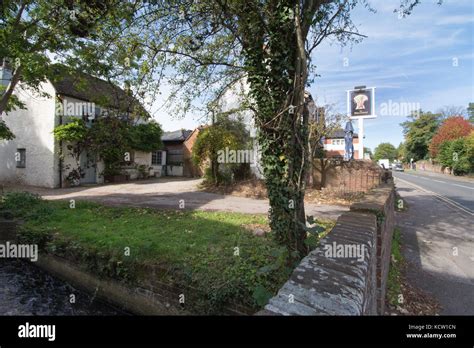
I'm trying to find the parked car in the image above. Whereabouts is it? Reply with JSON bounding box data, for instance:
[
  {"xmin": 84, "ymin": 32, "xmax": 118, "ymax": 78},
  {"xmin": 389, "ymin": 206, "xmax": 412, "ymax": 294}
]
[{"xmin": 393, "ymin": 163, "xmax": 404, "ymax": 172}]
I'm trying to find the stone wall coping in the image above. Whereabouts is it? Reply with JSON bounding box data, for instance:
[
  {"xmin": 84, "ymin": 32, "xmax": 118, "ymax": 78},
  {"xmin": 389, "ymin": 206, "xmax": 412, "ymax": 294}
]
[{"xmin": 259, "ymin": 182, "xmax": 395, "ymax": 316}]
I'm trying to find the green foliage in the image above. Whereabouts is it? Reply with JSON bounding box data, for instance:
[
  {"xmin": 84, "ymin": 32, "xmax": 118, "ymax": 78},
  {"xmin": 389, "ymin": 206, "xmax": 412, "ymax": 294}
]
[
  {"xmin": 89, "ymin": 117, "xmax": 131, "ymax": 175},
  {"xmin": 0, "ymin": 119, "xmax": 15, "ymax": 140},
  {"xmin": 387, "ymin": 227, "xmax": 403, "ymax": 307},
  {"xmin": 374, "ymin": 142, "xmax": 397, "ymax": 162},
  {"xmin": 193, "ymin": 125, "xmax": 240, "ymax": 166},
  {"xmin": 53, "ymin": 118, "xmax": 88, "ymax": 142},
  {"xmin": 437, "ymin": 133, "xmax": 474, "ymax": 175},
  {"xmin": 193, "ymin": 119, "xmax": 249, "ymax": 185},
  {"xmin": 252, "ymin": 284, "xmax": 274, "ymax": 307},
  {"xmin": 128, "ymin": 121, "xmax": 163, "ymax": 152},
  {"xmin": 304, "ymin": 215, "xmax": 328, "ymax": 236},
  {"xmin": 0, "ymin": 191, "xmax": 53, "ymax": 221},
  {"xmin": 0, "ymin": 1, "xmax": 133, "ymax": 114},
  {"xmin": 68, "ymin": 0, "xmax": 387, "ymax": 262},
  {"xmin": 400, "ymin": 110, "xmax": 441, "ymax": 161},
  {"xmin": 429, "ymin": 116, "xmax": 473, "ymax": 157},
  {"xmin": 14, "ymin": 200, "xmax": 303, "ymax": 313},
  {"xmin": 396, "ymin": 142, "xmax": 406, "ymax": 162},
  {"xmin": 0, "ymin": 191, "xmax": 42, "ymax": 212},
  {"xmin": 53, "ymin": 117, "xmax": 163, "ymax": 177},
  {"xmin": 0, "ymin": 85, "xmax": 26, "ymax": 115},
  {"xmin": 3, "ymin": 0, "xmax": 431, "ymax": 265},
  {"xmin": 467, "ymin": 103, "xmax": 474, "ymax": 123}
]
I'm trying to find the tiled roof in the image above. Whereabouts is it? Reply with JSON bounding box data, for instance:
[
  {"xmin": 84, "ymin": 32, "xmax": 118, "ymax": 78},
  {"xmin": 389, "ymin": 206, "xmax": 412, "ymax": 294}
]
[{"xmin": 162, "ymin": 129, "xmax": 193, "ymax": 142}]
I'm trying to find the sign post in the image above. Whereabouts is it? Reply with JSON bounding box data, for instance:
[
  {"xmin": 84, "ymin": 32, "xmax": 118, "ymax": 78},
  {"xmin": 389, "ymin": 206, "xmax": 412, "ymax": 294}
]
[{"xmin": 347, "ymin": 86, "xmax": 376, "ymax": 159}]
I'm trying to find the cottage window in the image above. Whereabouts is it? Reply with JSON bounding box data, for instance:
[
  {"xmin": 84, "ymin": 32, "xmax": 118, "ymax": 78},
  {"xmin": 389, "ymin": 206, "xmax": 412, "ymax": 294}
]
[
  {"xmin": 152, "ymin": 151, "xmax": 163, "ymax": 165},
  {"xmin": 167, "ymin": 149, "xmax": 183, "ymax": 165},
  {"xmin": 16, "ymin": 149, "xmax": 26, "ymax": 168}
]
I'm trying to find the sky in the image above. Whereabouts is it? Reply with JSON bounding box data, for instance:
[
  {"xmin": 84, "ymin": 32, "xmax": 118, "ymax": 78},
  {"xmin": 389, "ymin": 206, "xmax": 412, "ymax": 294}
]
[{"xmin": 151, "ymin": 0, "xmax": 474, "ymax": 152}]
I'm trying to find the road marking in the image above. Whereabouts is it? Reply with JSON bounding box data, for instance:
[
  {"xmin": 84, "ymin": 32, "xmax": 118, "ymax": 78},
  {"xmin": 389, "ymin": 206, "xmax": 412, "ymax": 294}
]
[
  {"xmin": 395, "ymin": 177, "xmax": 473, "ymax": 216},
  {"xmin": 399, "ymin": 172, "xmax": 474, "ymax": 187},
  {"xmin": 451, "ymin": 183, "xmax": 474, "ymax": 190},
  {"xmin": 398, "ymin": 172, "xmax": 474, "ymax": 189}
]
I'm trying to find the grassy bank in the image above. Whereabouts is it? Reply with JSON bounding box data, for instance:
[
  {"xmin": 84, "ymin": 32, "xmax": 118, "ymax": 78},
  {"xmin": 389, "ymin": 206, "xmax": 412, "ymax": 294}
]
[
  {"xmin": 1, "ymin": 192, "xmax": 334, "ymax": 313},
  {"xmin": 387, "ymin": 227, "xmax": 403, "ymax": 307}
]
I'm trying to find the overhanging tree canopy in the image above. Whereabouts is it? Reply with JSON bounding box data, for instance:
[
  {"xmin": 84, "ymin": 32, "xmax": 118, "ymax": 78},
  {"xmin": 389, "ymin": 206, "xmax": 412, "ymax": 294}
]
[
  {"xmin": 3, "ymin": 0, "xmax": 437, "ymax": 261},
  {"xmin": 77, "ymin": 0, "xmax": 436, "ymax": 261}
]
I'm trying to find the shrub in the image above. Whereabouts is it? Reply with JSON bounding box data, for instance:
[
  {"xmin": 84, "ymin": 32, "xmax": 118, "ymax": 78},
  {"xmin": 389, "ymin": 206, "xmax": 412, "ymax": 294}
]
[
  {"xmin": 128, "ymin": 121, "xmax": 163, "ymax": 152},
  {"xmin": 429, "ymin": 116, "xmax": 473, "ymax": 158},
  {"xmin": 53, "ymin": 119, "xmax": 88, "ymax": 142},
  {"xmin": 54, "ymin": 117, "xmax": 164, "ymax": 180},
  {"xmin": 437, "ymin": 134, "xmax": 474, "ymax": 175},
  {"xmin": 0, "ymin": 192, "xmax": 50, "ymax": 219}
]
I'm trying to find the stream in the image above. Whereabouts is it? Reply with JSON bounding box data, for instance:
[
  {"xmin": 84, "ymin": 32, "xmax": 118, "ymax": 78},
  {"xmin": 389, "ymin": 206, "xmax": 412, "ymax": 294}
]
[{"xmin": 0, "ymin": 259, "xmax": 125, "ymax": 315}]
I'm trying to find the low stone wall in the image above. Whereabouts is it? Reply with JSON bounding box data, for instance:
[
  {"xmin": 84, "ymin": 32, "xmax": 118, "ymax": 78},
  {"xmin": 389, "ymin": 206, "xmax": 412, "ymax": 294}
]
[
  {"xmin": 259, "ymin": 182, "xmax": 395, "ymax": 315},
  {"xmin": 351, "ymin": 184, "xmax": 395, "ymax": 314}
]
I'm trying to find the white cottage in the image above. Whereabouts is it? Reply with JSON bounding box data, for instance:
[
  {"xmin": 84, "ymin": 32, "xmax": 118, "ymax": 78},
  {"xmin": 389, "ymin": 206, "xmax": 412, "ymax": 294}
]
[{"xmin": 0, "ymin": 63, "xmax": 166, "ymax": 188}]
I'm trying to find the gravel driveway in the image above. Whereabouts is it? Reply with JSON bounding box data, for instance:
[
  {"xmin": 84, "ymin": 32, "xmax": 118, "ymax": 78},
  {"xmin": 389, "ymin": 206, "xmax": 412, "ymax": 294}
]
[{"xmin": 5, "ymin": 177, "xmax": 348, "ymax": 220}]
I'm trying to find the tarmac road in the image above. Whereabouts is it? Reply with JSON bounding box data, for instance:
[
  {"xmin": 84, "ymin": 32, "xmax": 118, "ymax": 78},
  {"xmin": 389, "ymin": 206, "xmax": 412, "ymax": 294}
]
[
  {"xmin": 394, "ymin": 171, "xmax": 474, "ymax": 315},
  {"xmin": 393, "ymin": 170, "xmax": 473, "ymax": 213}
]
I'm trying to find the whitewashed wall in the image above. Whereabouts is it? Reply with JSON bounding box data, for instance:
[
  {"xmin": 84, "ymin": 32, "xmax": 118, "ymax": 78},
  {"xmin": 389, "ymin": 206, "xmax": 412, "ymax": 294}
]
[
  {"xmin": 166, "ymin": 165, "xmax": 183, "ymax": 176},
  {"xmin": 0, "ymin": 81, "xmax": 57, "ymax": 187},
  {"xmin": 218, "ymin": 79, "xmax": 263, "ymax": 179},
  {"xmin": 134, "ymin": 150, "xmax": 151, "ymax": 166}
]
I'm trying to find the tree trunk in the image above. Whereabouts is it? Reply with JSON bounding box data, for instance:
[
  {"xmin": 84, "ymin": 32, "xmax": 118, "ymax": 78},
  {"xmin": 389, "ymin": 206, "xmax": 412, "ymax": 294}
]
[
  {"xmin": 237, "ymin": 1, "xmax": 319, "ymax": 262},
  {"xmin": 211, "ymin": 158, "xmax": 218, "ymax": 184},
  {"xmin": 321, "ymin": 160, "xmax": 327, "ymax": 188},
  {"xmin": 307, "ymin": 148, "xmax": 315, "ymax": 188},
  {"xmin": 0, "ymin": 67, "xmax": 22, "ymax": 115}
]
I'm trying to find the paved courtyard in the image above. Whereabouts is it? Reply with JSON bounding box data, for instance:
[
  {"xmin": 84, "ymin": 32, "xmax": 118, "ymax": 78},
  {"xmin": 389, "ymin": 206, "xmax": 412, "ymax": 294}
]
[{"xmin": 4, "ymin": 177, "xmax": 348, "ymax": 220}]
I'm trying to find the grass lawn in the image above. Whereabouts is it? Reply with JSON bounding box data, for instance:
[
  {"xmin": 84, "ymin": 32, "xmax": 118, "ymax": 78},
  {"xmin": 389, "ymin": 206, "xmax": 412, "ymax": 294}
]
[{"xmin": 1, "ymin": 192, "xmax": 334, "ymax": 313}]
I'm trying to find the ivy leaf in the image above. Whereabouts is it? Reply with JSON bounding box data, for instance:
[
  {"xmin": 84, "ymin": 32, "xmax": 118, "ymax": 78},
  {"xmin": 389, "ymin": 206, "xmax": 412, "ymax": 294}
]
[
  {"xmin": 257, "ymin": 262, "xmax": 280, "ymax": 275},
  {"xmin": 252, "ymin": 285, "xmax": 273, "ymax": 307},
  {"xmin": 303, "ymin": 215, "xmax": 326, "ymax": 235}
]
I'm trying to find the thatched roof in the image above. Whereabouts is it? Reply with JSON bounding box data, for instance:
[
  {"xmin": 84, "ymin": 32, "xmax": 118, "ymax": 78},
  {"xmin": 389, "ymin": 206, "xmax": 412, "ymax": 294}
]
[{"xmin": 48, "ymin": 65, "xmax": 148, "ymax": 117}]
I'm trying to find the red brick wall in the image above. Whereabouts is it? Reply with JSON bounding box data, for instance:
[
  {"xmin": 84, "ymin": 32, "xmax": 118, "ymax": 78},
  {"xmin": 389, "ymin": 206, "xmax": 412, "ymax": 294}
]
[
  {"xmin": 311, "ymin": 159, "xmax": 382, "ymax": 193},
  {"xmin": 325, "ymin": 138, "xmax": 360, "ymax": 159},
  {"xmin": 183, "ymin": 128, "xmax": 203, "ymax": 177}
]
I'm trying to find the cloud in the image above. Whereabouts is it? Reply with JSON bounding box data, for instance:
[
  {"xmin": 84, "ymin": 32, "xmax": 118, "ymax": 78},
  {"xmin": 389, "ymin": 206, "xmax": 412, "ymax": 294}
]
[{"xmin": 436, "ymin": 14, "xmax": 474, "ymax": 25}]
